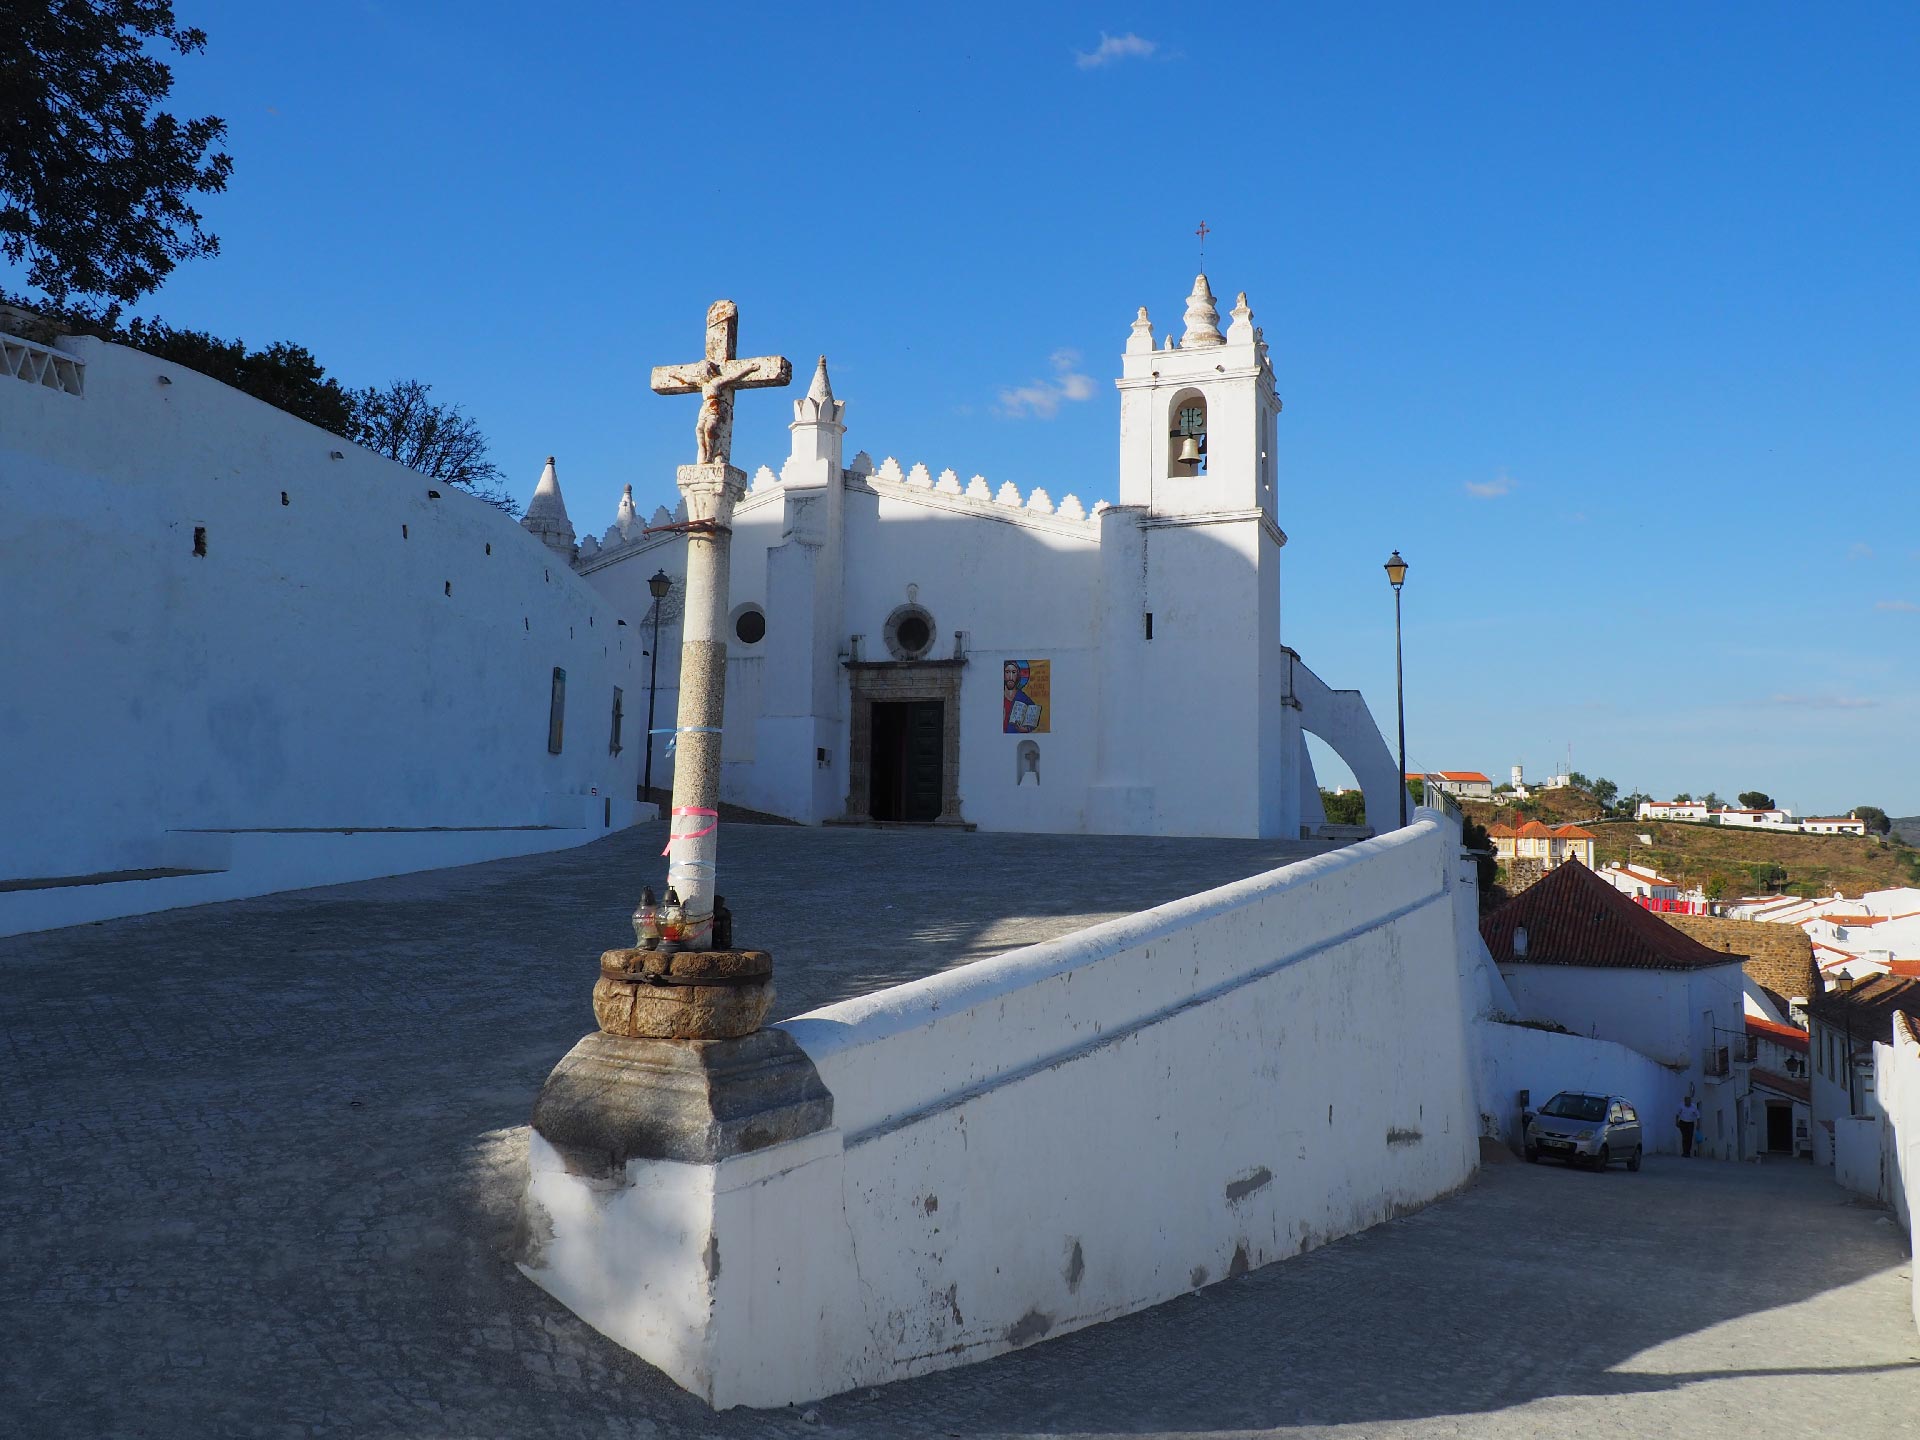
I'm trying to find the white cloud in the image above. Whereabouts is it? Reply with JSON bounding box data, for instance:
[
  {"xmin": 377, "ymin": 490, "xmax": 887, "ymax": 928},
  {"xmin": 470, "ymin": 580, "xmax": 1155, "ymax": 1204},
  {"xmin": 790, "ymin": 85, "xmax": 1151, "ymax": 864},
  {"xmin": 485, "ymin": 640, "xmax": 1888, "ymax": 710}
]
[
  {"xmin": 1769, "ymin": 693, "xmax": 1878, "ymax": 710},
  {"xmin": 1075, "ymin": 32, "xmax": 1157, "ymax": 68},
  {"xmin": 1875, "ymin": 599, "xmax": 1919, "ymax": 613},
  {"xmin": 1464, "ymin": 473, "xmax": 1514, "ymax": 500},
  {"xmin": 1848, "ymin": 542, "xmax": 1876, "ymax": 561},
  {"xmin": 997, "ymin": 350, "xmax": 1097, "ymax": 419}
]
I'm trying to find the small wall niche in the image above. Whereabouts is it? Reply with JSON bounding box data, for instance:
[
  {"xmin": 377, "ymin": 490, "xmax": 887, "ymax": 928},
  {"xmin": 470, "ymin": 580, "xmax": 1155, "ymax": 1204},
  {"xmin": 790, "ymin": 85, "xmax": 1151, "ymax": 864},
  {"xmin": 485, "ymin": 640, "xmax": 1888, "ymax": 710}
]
[{"xmin": 192, "ymin": 526, "xmax": 207, "ymax": 557}]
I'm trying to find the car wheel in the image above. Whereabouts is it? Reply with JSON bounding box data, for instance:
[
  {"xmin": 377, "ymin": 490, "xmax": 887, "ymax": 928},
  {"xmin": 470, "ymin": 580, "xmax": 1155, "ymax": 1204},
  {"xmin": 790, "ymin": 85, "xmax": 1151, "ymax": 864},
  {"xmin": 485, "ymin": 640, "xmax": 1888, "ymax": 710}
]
[
  {"xmin": 1525, "ymin": 1146, "xmax": 1539, "ymax": 1163},
  {"xmin": 1593, "ymin": 1144, "xmax": 1611, "ymax": 1172},
  {"xmin": 1627, "ymin": 1146, "xmax": 1642, "ymax": 1173}
]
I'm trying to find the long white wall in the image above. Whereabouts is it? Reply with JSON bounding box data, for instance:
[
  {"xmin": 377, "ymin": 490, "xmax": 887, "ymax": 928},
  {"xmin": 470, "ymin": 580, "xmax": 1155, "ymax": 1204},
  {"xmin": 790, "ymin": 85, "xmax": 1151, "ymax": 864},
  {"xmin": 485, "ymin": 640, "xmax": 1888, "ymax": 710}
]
[
  {"xmin": 0, "ymin": 330, "xmax": 645, "ymax": 917},
  {"xmin": 520, "ymin": 809, "xmax": 1481, "ymax": 1408},
  {"xmin": 1858, "ymin": 1017, "xmax": 1920, "ymax": 1332}
]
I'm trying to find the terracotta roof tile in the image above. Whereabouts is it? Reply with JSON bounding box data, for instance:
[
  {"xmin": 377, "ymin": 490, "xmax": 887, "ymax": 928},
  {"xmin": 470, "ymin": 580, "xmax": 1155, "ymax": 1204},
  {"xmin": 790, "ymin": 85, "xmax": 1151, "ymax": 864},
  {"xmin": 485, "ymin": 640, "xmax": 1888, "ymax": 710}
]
[
  {"xmin": 1746, "ymin": 1015, "xmax": 1809, "ymax": 1053},
  {"xmin": 1807, "ymin": 975, "xmax": 1920, "ymax": 1045},
  {"xmin": 1481, "ymin": 861, "xmax": 1742, "ymax": 972},
  {"xmin": 1750, "ymin": 1067, "xmax": 1811, "ymax": 1104},
  {"xmin": 1553, "ymin": 825, "xmax": 1596, "ymax": 840}
]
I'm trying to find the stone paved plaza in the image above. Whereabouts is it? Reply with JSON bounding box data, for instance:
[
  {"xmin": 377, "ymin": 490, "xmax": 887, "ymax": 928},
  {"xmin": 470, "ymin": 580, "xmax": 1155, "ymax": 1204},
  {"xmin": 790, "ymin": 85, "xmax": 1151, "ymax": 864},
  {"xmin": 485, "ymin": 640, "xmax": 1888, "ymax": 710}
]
[{"xmin": 3, "ymin": 821, "xmax": 1917, "ymax": 1437}]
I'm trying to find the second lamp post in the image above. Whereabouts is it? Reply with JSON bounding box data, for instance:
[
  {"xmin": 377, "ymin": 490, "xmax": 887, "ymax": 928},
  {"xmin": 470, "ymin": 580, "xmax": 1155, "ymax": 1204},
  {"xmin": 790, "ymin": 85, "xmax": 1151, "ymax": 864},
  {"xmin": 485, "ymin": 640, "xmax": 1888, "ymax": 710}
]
[{"xmin": 1384, "ymin": 550, "xmax": 1409, "ymax": 829}]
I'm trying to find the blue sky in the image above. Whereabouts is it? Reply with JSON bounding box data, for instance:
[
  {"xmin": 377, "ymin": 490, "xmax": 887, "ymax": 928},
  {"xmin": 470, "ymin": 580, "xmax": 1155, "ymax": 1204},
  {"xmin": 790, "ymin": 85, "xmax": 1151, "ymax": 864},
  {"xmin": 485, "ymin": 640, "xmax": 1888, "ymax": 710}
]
[{"xmin": 17, "ymin": 2, "xmax": 1918, "ymax": 814}]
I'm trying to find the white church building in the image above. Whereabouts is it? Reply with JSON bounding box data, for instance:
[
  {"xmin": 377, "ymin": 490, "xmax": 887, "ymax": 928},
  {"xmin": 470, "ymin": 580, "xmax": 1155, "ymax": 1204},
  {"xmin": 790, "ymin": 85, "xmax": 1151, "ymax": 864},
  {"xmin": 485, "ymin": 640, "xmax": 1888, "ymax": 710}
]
[{"xmin": 541, "ymin": 275, "xmax": 1401, "ymax": 839}]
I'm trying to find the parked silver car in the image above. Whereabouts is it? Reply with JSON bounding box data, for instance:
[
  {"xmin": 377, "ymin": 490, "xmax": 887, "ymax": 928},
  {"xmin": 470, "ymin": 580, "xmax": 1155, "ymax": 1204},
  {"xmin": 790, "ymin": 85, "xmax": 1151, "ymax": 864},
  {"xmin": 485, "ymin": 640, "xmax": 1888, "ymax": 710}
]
[{"xmin": 1525, "ymin": 1091, "xmax": 1643, "ymax": 1171}]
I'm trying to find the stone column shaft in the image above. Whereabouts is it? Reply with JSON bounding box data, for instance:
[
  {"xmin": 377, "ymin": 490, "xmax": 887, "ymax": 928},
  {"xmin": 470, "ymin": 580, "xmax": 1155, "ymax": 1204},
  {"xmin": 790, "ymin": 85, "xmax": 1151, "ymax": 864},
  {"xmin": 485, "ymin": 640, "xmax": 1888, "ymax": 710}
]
[{"xmin": 665, "ymin": 461, "xmax": 743, "ymax": 945}]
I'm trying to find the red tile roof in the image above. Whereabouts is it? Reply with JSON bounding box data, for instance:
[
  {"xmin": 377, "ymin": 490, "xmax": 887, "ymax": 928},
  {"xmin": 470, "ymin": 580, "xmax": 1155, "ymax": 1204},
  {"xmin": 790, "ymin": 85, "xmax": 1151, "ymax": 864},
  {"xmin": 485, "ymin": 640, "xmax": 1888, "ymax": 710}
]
[
  {"xmin": 1516, "ymin": 820, "xmax": 1555, "ymax": 838},
  {"xmin": 1485, "ymin": 822, "xmax": 1517, "ymax": 838},
  {"xmin": 1888, "ymin": 960, "xmax": 1920, "ymax": 978},
  {"xmin": 1746, "ymin": 1016, "xmax": 1809, "ymax": 1053},
  {"xmin": 1819, "ymin": 914, "xmax": 1886, "ymax": 926},
  {"xmin": 1481, "ymin": 860, "xmax": 1743, "ymax": 972},
  {"xmin": 1435, "ymin": 771, "xmax": 1491, "ymax": 784},
  {"xmin": 1750, "ymin": 1067, "xmax": 1811, "ymax": 1104},
  {"xmin": 1808, "ymin": 975, "xmax": 1920, "ymax": 1045},
  {"xmin": 1554, "ymin": 825, "xmax": 1596, "ymax": 840}
]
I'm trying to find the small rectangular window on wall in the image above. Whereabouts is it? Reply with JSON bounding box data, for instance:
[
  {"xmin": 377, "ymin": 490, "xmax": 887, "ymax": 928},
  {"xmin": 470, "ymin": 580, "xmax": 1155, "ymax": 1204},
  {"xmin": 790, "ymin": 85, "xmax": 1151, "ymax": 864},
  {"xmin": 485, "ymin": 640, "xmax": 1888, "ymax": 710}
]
[
  {"xmin": 609, "ymin": 687, "xmax": 624, "ymax": 755},
  {"xmin": 548, "ymin": 668, "xmax": 567, "ymax": 754}
]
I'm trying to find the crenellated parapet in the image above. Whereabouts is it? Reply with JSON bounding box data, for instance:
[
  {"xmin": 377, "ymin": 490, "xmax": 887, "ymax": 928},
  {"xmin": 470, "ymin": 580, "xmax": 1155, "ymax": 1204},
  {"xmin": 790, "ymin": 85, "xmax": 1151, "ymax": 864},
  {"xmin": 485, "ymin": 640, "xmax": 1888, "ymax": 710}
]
[{"xmin": 846, "ymin": 453, "xmax": 1107, "ymax": 538}]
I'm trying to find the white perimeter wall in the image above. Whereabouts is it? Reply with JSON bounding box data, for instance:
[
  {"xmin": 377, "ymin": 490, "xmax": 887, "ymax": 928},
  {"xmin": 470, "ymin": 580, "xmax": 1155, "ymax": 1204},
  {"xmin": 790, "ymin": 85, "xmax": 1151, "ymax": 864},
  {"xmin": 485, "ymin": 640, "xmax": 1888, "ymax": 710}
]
[
  {"xmin": 0, "ymin": 333, "xmax": 644, "ymax": 898},
  {"xmin": 1866, "ymin": 1022, "xmax": 1920, "ymax": 1331},
  {"xmin": 521, "ymin": 809, "xmax": 1481, "ymax": 1408}
]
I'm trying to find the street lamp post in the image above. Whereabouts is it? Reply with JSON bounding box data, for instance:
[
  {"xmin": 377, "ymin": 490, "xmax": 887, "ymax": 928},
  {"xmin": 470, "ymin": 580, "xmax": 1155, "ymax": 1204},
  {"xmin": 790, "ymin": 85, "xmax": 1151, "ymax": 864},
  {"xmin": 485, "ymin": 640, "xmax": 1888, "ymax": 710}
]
[
  {"xmin": 1384, "ymin": 550, "xmax": 1409, "ymax": 829},
  {"xmin": 642, "ymin": 568, "xmax": 671, "ymax": 801}
]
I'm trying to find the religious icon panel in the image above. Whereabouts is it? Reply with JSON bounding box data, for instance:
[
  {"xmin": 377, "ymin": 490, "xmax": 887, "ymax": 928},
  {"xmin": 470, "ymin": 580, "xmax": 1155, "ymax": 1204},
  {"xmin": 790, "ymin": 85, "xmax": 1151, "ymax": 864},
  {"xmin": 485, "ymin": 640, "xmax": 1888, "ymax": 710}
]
[{"xmin": 1001, "ymin": 658, "xmax": 1050, "ymax": 734}]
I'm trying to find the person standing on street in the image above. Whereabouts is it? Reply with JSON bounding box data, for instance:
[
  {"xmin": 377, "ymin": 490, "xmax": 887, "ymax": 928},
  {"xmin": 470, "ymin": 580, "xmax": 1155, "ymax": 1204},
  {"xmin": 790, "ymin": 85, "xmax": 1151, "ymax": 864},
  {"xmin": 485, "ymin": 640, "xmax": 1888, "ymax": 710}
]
[{"xmin": 1676, "ymin": 1094, "xmax": 1701, "ymax": 1157}]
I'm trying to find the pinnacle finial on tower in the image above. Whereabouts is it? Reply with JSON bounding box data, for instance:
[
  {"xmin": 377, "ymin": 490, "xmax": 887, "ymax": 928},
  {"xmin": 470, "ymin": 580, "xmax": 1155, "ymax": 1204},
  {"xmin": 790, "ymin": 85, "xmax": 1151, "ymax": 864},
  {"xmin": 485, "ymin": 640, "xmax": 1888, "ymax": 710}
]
[
  {"xmin": 807, "ymin": 355, "xmax": 834, "ymax": 403},
  {"xmin": 792, "ymin": 353, "xmax": 844, "ymax": 428},
  {"xmin": 1225, "ymin": 290, "xmax": 1255, "ymax": 344},
  {"xmin": 614, "ymin": 482, "xmax": 640, "ymax": 539},
  {"xmin": 1181, "ymin": 274, "xmax": 1223, "ymax": 348},
  {"xmin": 521, "ymin": 455, "xmax": 577, "ymax": 556},
  {"xmin": 1126, "ymin": 305, "xmax": 1155, "ymax": 354}
]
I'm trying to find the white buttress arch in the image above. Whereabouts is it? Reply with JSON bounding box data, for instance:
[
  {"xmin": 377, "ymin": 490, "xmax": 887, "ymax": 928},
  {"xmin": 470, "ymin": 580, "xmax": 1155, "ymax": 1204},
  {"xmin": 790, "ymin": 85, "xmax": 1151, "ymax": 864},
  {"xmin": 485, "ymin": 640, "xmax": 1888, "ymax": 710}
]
[{"xmin": 1288, "ymin": 652, "xmax": 1402, "ymax": 835}]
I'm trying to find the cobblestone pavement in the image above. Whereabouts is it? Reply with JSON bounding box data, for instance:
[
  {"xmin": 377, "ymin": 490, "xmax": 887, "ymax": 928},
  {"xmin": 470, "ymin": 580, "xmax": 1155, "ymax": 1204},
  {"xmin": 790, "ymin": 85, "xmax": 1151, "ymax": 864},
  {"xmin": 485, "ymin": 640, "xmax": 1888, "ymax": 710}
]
[{"xmin": 4, "ymin": 823, "xmax": 1916, "ymax": 1437}]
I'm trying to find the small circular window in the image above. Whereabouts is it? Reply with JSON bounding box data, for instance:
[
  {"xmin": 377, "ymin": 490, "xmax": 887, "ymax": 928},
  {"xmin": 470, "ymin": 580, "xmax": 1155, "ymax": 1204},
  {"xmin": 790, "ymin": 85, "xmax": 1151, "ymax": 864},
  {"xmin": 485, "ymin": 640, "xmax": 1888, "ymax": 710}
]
[
  {"xmin": 734, "ymin": 607, "xmax": 766, "ymax": 644},
  {"xmin": 883, "ymin": 603, "xmax": 938, "ymax": 661}
]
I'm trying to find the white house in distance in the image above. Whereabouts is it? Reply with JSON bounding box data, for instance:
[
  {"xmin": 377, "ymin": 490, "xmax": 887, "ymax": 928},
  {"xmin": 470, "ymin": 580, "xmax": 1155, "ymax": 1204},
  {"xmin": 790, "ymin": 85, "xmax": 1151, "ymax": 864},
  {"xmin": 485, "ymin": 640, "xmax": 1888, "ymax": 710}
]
[
  {"xmin": 1415, "ymin": 770, "xmax": 1494, "ymax": 801},
  {"xmin": 554, "ymin": 274, "xmax": 1404, "ymax": 839},
  {"xmin": 1638, "ymin": 799, "xmax": 1710, "ymax": 822}
]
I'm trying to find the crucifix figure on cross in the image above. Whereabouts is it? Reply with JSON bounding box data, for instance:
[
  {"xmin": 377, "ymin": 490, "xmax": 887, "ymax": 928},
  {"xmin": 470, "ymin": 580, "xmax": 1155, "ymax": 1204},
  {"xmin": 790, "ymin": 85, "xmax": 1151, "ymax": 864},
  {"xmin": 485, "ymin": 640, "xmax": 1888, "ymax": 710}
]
[{"xmin": 649, "ymin": 300, "xmax": 793, "ymax": 468}]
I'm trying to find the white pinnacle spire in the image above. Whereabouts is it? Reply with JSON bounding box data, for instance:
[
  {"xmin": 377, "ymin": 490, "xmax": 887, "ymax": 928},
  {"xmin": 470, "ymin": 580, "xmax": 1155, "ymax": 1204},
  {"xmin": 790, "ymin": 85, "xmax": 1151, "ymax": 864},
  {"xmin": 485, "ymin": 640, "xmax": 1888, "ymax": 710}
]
[
  {"xmin": 1181, "ymin": 274, "xmax": 1224, "ymax": 348},
  {"xmin": 615, "ymin": 482, "xmax": 639, "ymax": 539},
  {"xmin": 792, "ymin": 354, "xmax": 844, "ymax": 428},
  {"xmin": 520, "ymin": 455, "xmax": 577, "ymax": 556},
  {"xmin": 1126, "ymin": 305, "xmax": 1155, "ymax": 354},
  {"xmin": 1225, "ymin": 290, "xmax": 1255, "ymax": 344},
  {"xmin": 806, "ymin": 354, "xmax": 834, "ymax": 404}
]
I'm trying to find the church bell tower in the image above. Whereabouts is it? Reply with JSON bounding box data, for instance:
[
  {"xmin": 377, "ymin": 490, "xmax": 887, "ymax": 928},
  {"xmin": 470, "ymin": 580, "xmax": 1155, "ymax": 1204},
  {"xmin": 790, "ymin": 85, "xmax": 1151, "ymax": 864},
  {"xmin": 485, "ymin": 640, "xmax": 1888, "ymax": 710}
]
[
  {"xmin": 1091, "ymin": 274, "xmax": 1296, "ymax": 839},
  {"xmin": 1115, "ymin": 276, "xmax": 1280, "ymax": 525}
]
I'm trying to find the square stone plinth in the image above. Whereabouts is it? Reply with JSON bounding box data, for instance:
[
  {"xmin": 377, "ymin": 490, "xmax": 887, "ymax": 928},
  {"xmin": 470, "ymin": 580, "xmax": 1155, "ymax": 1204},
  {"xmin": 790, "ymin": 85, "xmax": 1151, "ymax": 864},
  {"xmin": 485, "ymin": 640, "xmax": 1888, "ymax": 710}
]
[{"xmin": 527, "ymin": 1027, "xmax": 832, "ymax": 1176}]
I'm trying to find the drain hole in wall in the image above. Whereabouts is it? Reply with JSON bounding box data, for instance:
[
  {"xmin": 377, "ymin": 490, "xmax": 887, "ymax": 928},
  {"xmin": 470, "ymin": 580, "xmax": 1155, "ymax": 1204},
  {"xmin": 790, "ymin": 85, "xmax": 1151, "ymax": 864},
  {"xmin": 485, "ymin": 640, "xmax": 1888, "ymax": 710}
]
[{"xmin": 192, "ymin": 526, "xmax": 207, "ymax": 557}]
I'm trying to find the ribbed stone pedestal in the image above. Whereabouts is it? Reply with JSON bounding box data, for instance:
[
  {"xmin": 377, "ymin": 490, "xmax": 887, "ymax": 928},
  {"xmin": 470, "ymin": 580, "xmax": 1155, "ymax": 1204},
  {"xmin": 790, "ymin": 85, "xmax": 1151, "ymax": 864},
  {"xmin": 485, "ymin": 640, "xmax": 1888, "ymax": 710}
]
[{"xmin": 526, "ymin": 1027, "xmax": 832, "ymax": 1177}]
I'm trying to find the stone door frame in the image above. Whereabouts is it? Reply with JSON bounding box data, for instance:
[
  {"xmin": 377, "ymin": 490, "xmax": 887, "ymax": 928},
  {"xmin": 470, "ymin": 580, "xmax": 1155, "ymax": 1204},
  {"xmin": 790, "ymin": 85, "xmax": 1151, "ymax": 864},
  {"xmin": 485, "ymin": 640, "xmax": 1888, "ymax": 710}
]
[{"xmin": 841, "ymin": 659, "xmax": 969, "ymax": 826}]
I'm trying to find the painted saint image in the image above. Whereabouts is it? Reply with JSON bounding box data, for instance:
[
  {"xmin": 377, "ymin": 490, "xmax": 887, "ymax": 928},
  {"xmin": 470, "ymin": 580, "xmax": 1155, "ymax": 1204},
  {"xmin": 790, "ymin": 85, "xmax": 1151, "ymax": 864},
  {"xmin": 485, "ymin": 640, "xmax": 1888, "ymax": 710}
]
[{"xmin": 1002, "ymin": 659, "xmax": 1050, "ymax": 734}]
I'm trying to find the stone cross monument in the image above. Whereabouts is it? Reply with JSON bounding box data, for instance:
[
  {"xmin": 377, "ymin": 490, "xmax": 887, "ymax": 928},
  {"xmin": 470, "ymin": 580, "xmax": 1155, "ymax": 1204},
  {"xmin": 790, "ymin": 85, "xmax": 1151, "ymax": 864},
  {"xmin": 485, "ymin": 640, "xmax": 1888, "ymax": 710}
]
[
  {"xmin": 517, "ymin": 300, "xmax": 828, "ymax": 1205},
  {"xmin": 646, "ymin": 300, "xmax": 791, "ymax": 952}
]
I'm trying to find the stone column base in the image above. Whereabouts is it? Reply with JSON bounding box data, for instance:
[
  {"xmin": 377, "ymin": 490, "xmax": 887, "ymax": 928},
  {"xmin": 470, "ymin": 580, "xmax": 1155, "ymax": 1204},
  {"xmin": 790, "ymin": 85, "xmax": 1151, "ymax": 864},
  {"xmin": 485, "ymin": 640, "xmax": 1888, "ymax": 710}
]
[{"xmin": 526, "ymin": 1027, "xmax": 833, "ymax": 1176}]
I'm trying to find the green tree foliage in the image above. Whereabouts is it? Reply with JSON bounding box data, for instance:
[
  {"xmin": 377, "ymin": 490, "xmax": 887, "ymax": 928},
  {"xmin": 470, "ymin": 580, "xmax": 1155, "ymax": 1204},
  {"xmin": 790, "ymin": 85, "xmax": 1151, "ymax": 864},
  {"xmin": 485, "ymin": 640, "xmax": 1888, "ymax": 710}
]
[
  {"xmin": 1620, "ymin": 791, "xmax": 1652, "ymax": 819},
  {"xmin": 348, "ymin": 379, "xmax": 514, "ymax": 512},
  {"xmin": 1590, "ymin": 776, "xmax": 1619, "ymax": 810},
  {"xmin": 1745, "ymin": 861, "xmax": 1787, "ymax": 892},
  {"xmin": 0, "ymin": 1, "xmax": 232, "ymax": 305},
  {"xmin": 1675, "ymin": 792, "xmax": 1693, "ymax": 803},
  {"xmin": 1319, "ymin": 789, "xmax": 1366, "ymax": 826},
  {"xmin": 1461, "ymin": 819, "xmax": 1498, "ymax": 898},
  {"xmin": 1701, "ymin": 792, "xmax": 1724, "ymax": 811},
  {"xmin": 1566, "ymin": 770, "xmax": 1592, "ymax": 792},
  {"xmin": 122, "ymin": 317, "xmax": 353, "ymax": 432},
  {"xmin": 1703, "ymin": 873, "xmax": 1730, "ymax": 901},
  {"xmin": 1738, "ymin": 791, "xmax": 1775, "ymax": 810},
  {"xmin": 1405, "ymin": 776, "xmax": 1425, "ymax": 805},
  {"xmin": 1853, "ymin": 805, "xmax": 1893, "ymax": 836}
]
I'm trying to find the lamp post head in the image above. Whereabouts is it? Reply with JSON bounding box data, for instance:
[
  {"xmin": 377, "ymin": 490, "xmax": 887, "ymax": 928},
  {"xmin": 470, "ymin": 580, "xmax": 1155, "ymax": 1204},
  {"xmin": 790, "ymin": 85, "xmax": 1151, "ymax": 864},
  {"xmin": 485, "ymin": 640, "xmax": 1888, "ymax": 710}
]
[
  {"xmin": 648, "ymin": 569, "xmax": 673, "ymax": 600},
  {"xmin": 1383, "ymin": 550, "xmax": 1408, "ymax": 590}
]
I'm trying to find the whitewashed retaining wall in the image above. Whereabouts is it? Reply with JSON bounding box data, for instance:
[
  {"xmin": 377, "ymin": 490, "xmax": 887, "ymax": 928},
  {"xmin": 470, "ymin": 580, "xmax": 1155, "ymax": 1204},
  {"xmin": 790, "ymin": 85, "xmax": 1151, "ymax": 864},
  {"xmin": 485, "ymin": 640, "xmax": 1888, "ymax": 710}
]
[
  {"xmin": 0, "ymin": 330, "xmax": 645, "ymax": 927},
  {"xmin": 1873, "ymin": 1018, "xmax": 1920, "ymax": 1331},
  {"xmin": 1477, "ymin": 1019, "xmax": 1689, "ymax": 1155},
  {"xmin": 521, "ymin": 810, "xmax": 1480, "ymax": 1409}
]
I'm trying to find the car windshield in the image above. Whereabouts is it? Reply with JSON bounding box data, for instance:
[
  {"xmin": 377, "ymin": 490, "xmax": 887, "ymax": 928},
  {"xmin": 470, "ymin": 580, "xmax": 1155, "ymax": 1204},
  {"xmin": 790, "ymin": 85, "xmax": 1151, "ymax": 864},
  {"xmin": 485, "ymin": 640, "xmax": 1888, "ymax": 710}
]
[{"xmin": 1540, "ymin": 1094, "xmax": 1608, "ymax": 1122}]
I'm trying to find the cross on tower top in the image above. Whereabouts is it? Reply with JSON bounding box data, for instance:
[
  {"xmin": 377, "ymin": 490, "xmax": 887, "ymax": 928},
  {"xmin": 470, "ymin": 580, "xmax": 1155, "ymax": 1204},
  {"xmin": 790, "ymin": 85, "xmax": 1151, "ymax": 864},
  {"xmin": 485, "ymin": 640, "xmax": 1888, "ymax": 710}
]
[
  {"xmin": 649, "ymin": 300, "xmax": 792, "ymax": 470},
  {"xmin": 1195, "ymin": 220, "xmax": 1210, "ymax": 263}
]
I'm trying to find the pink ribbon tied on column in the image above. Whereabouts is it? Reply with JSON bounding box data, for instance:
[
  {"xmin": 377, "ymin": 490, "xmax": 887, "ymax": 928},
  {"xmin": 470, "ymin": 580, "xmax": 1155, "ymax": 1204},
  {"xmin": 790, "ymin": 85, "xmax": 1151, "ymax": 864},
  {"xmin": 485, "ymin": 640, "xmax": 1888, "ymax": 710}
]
[{"xmin": 662, "ymin": 806, "xmax": 720, "ymax": 856}]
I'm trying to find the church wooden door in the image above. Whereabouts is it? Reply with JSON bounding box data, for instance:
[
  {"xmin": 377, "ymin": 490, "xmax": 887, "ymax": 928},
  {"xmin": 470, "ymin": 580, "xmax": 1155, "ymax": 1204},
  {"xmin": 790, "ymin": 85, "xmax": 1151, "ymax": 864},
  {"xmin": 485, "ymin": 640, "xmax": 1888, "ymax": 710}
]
[{"xmin": 870, "ymin": 700, "xmax": 945, "ymax": 822}]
